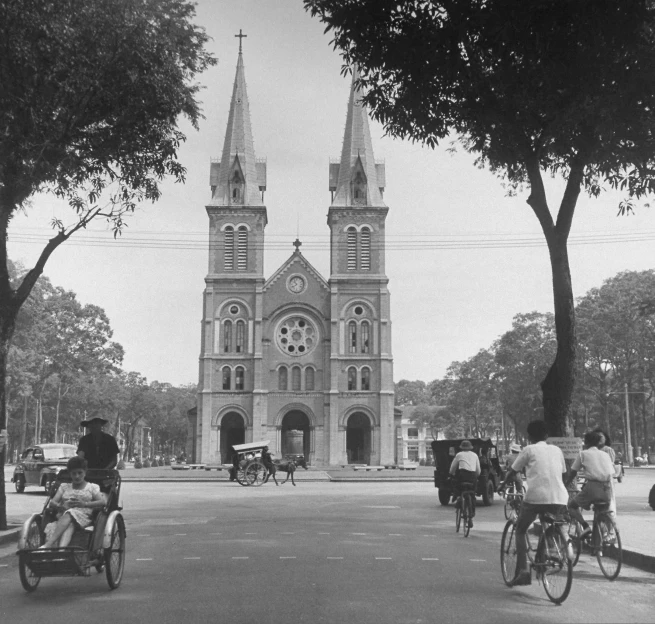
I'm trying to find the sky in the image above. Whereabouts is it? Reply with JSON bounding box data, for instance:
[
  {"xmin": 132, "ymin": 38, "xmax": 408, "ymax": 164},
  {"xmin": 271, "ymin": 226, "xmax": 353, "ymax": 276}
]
[{"xmin": 7, "ymin": 0, "xmax": 655, "ymax": 387}]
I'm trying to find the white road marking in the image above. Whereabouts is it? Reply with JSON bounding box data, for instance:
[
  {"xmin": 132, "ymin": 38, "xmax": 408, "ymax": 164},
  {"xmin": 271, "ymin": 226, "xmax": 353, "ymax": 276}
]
[
  {"xmin": 175, "ymin": 533, "xmax": 187, "ymax": 536},
  {"xmin": 136, "ymin": 534, "xmax": 150, "ymax": 537},
  {"xmin": 327, "ymin": 557, "xmax": 343, "ymax": 560},
  {"xmin": 184, "ymin": 557, "xmax": 201, "ymax": 560},
  {"xmin": 318, "ymin": 532, "xmax": 330, "ymax": 535},
  {"xmin": 470, "ymin": 559, "xmax": 486, "ymax": 562},
  {"xmin": 245, "ymin": 532, "xmax": 257, "ymax": 535},
  {"xmin": 136, "ymin": 558, "xmax": 153, "ymax": 561},
  {"xmin": 352, "ymin": 533, "xmax": 367, "ymax": 535},
  {"xmin": 281, "ymin": 532, "xmax": 295, "ymax": 535},
  {"xmin": 388, "ymin": 533, "xmax": 403, "ymax": 536},
  {"xmin": 232, "ymin": 557, "xmax": 249, "ymax": 560},
  {"xmin": 375, "ymin": 557, "xmax": 392, "ymax": 560},
  {"xmin": 365, "ymin": 506, "xmax": 400, "ymax": 509},
  {"xmin": 279, "ymin": 556, "xmax": 296, "ymax": 559},
  {"xmin": 209, "ymin": 532, "xmax": 222, "ymax": 535},
  {"xmin": 0, "ymin": 564, "xmax": 8, "ymax": 567},
  {"xmin": 422, "ymin": 558, "xmax": 439, "ymax": 561}
]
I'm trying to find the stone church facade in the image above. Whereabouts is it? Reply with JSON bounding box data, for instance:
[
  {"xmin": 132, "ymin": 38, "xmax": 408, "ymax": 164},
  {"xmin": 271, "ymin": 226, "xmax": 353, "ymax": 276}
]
[{"xmin": 188, "ymin": 46, "xmax": 394, "ymax": 466}]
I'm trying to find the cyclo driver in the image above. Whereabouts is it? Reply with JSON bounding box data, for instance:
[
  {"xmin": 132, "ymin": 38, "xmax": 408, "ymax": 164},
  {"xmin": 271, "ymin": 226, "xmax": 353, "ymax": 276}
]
[{"xmin": 449, "ymin": 440, "xmax": 481, "ymax": 527}]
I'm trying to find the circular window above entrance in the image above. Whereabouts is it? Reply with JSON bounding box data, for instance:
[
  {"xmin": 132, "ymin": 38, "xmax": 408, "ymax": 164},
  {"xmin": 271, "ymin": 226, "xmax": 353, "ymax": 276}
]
[{"xmin": 276, "ymin": 316, "xmax": 317, "ymax": 356}]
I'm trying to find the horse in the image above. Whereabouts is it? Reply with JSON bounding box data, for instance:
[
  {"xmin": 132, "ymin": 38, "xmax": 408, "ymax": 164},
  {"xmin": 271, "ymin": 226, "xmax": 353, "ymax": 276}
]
[{"xmin": 264, "ymin": 455, "xmax": 308, "ymax": 486}]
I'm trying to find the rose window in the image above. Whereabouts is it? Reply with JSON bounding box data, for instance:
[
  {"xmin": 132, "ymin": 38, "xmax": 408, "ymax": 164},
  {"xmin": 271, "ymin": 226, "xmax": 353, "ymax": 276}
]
[{"xmin": 276, "ymin": 316, "xmax": 316, "ymax": 356}]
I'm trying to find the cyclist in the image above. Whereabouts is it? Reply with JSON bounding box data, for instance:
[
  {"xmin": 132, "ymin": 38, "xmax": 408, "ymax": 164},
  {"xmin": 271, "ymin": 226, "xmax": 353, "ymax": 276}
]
[
  {"xmin": 449, "ymin": 440, "xmax": 481, "ymax": 527},
  {"xmin": 566, "ymin": 430, "xmax": 616, "ymax": 539},
  {"xmin": 500, "ymin": 420, "xmax": 568, "ymax": 587},
  {"xmin": 505, "ymin": 443, "xmax": 524, "ymax": 493}
]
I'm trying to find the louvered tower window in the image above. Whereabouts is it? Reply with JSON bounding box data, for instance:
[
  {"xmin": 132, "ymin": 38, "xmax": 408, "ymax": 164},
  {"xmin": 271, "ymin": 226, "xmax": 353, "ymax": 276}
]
[
  {"xmin": 347, "ymin": 367, "xmax": 357, "ymax": 391},
  {"xmin": 223, "ymin": 321, "xmax": 233, "ymax": 353},
  {"xmin": 235, "ymin": 320, "xmax": 246, "ymax": 353},
  {"xmin": 224, "ymin": 226, "xmax": 234, "ymax": 270},
  {"xmin": 360, "ymin": 227, "xmax": 371, "ymax": 270},
  {"xmin": 291, "ymin": 366, "xmax": 301, "ymax": 391},
  {"xmin": 237, "ymin": 226, "xmax": 248, "ymax": 271},
  {"xmin": 361, "ymin": 367, "xmax": 371, "ymax": 391},
  {"xmin": 361, "ymin": 321, "xmax": 370, "ymax": 354},
  {"xmin": 347, "ymin": 227, "xmax": 357, "ymax": 270},
  {"xmin": 348, "ymin": 321, "xmax": 357, "ymax": 354}
]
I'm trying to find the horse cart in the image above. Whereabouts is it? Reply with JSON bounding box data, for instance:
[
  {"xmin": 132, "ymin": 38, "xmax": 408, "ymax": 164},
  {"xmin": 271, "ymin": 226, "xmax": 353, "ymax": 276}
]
[
  {"xmin": 16, "ymin": 468, "xmax": 126, "ymax": 592},
  {"xmin": 232, "ymin": 440, "xmax": 271, "ymax": 486}
]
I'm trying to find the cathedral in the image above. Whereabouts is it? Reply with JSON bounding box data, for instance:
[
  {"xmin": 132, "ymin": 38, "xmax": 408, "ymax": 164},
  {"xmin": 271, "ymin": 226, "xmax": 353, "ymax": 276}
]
[{"xmin": 187, "ymin": 42, "xmax": 395, "ymax": 466}]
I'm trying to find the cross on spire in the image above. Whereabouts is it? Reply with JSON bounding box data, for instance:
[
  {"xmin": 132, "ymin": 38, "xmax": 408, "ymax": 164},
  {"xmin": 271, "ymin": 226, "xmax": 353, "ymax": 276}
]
[
  {"xmin": 293, "ymin": 238, "xmax": 302, "ymax": 252},
  {"xmin": 235, "ymin": 29, "xmax": 247, "ymax": 53}
]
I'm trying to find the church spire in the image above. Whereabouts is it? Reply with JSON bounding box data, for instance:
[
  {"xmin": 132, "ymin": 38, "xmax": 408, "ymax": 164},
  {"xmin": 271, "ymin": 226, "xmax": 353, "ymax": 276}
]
[
  {"xmin": 329, "ymin": 68, "xmax": 385, "ymax": 207},
  {"xmin": 209, "ymin": 35, "xmax": 266, "ymax": 206}
]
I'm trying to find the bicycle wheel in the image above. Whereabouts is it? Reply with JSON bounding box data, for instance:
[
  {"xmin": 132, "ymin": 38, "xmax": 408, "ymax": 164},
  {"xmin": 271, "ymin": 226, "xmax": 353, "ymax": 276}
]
[
  {"xmin": 504, "ymin": 493, "xmax": 513, "ymax": 520},
  {"xmin": 595, "ymin": 515, "xmax": 622, "ymax": 581},
  {"xmin": 105, "ymin": 514, "xmax": 126, "ymax": 589},
  {"xmin": 463, "ymin": 495, "xmax": 472, "ymax": 537},
  {"xmin": 538, "ymin": 527, "xmax": 573, "ymax": 604},
  {"xmin": 455, "ymin": 499, "xmax": 462, "ymax": 533},
  {"xmin": 500, "ymin": 520, "xmax": 517, "ymax": 586},
  {"xmin": 18, "ymin": 517, "xmax": 42, "ymax": 592}
]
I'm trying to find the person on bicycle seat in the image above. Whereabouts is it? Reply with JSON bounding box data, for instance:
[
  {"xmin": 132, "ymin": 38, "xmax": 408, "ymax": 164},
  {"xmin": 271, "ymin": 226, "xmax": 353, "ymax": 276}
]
[
  {"xmin": 449, "ymin": 440, "xmax": 481, "ymax": 525},
  {"xmin": 500, "ymin": 419, "xmax": 568, "ymax": 587},
  {"xmin": 565, "ymin": 430, "xmax": 616, "ymax": 539}
]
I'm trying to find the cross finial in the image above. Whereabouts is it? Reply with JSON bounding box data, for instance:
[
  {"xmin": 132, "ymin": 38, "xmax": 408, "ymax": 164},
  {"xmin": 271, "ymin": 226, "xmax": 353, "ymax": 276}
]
[
  {"xmin": 293, "ymin": 238, "xmax": 302, "ymax": 252},
  {"xmin": 235, "ymin": 29, "xmax": 247, "ymax": 53}
]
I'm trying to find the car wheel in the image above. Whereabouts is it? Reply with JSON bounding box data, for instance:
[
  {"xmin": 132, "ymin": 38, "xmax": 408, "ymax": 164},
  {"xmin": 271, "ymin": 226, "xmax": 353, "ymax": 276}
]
[
  {"xmin": 482, "ymin": 479, "xmax": 495, "ymax": 506},
  {"xmin": 438, "ymin": 488, "xmax": 451, "ymax": 506},
  {"xmin": 15, "ymin": 476, "xmax": 25, "ymax": 493}
]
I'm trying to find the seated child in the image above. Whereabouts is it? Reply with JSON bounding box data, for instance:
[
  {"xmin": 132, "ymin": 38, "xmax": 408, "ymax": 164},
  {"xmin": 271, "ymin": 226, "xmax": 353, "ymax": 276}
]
[{"xmin": 42, "ymin": 456, "xmax": 106, "ymax": 549}]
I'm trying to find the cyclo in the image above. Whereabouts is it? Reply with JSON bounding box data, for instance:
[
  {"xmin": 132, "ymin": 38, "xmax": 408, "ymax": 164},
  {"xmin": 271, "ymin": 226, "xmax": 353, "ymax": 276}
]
[
  {"xmin": 231, "ymin": 440, "xmax": 271, "ymax": 486},
  {"xmin": 16, "ymin": 468, "xmax": 126, "ymax": 592}
]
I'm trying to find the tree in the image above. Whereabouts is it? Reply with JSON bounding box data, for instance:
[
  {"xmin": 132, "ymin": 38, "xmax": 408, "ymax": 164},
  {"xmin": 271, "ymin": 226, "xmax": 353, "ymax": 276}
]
[
  {"xmin": 305, "ymin": 0, "xmax": 655, "ymax": 437},
  {"xmin": 394, "ymin": 379, "xmax": 432, "ymax": 406},
  {"xmin": 0, "ymin": 0, "xmax": 216, "ymax": 528}
]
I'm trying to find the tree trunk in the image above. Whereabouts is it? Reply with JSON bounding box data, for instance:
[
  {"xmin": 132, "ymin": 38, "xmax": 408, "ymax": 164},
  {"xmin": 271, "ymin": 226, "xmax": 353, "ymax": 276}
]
[
  {"xmin": 20, "ymin": 395, "xmax": 28, "ymax": 451},
  {"xmin": 540, "ymin": 235, "xmax": 576, "ymax": 437}
]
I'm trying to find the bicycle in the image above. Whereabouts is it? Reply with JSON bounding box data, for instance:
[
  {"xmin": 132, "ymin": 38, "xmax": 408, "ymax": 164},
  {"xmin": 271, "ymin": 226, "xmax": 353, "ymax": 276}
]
[
  {"xmin": 500, "ymin": 511, "xmax": 573, "ymax": 604},
  {"xmin": 567, "ymin": 500, "xmax": 622, "ymax": 580},
  {"xmin": 503, "ymin": 482, "xmax": 523, "ymax": 521},
  {"xmin": 455, "ymin": 483, "xmax": 476, "ymax": 538}
]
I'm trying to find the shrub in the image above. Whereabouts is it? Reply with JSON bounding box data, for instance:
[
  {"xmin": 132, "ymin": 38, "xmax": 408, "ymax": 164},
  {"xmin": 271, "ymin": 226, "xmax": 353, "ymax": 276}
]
[{"xmin": 134, "ymin": 459, "xmax": 143, "ymax": 469}]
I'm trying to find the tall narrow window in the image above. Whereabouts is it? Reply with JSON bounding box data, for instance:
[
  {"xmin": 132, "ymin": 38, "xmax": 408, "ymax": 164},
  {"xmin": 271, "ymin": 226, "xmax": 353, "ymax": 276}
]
[
  {"xmin": 223, "ymin": 321, "xmax": 233, "ymax": 353},
  {"xmin": 235, "ymin": 367, "xmax": 244, "ymax": 390},
  {"xmin": 291, "ymin": 366, "xmax": 301, "ymax": 391},
  {"xmin": 237, "ymin": 226, "xmax": 248, "ymax": 271},
  {"xmin": 347, "ymin": 367, "xmax": 357, "ymax": 391},
  {"xmin": 305, "ymin": 367, "xmax": 315, "ymax": 391},
  {"xmin": 360, "ymin": 227, "xmax": 371, "ymax": 270},
  {"xmin": 361, "ymin": 321, "xmax": 370, "ymax": 354},
  {"xmin": 348, "ymin": 321, "xmax": 357, "ymax": 354},
  {"xmin": 235, "ymin": 320, "xmax": 246, "ymax": 353},
  {"xmin": 222, "ymin": 367, "xmax": 231, "ymax": 390},
  {"xmin": 361, "ymin": 367, "xmax": 370, "ymax": 391},
  {"xmin": 347, "ymin": 227, "xmax": 357, "ymax": 270},
  {"xmin": 278, "ymin": 366, "xmax": 288, "ymax": 391},
  {"xmin": 224, "ymin": 226, "xmax": 234, "ymax": 270}
]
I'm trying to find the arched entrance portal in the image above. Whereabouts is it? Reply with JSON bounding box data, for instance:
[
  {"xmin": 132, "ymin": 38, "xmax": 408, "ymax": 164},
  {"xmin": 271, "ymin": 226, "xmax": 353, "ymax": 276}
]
[
  {"xmin": 281, "ymin": 411, "xmax": 310, "ymax": 460},
  {"xmin": 346, "ymin": 412, "xmax": 371, "ymax": 464},
  {"xmin": 220, "ymin": 412, "xmax": 245, "ymax": 462}
]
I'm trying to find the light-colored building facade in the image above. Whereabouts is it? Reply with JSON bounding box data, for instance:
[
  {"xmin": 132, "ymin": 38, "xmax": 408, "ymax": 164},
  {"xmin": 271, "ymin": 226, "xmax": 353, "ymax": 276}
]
[{"xmin": 188, "ymin": 47, "xmax": 394, "ymax": 466}]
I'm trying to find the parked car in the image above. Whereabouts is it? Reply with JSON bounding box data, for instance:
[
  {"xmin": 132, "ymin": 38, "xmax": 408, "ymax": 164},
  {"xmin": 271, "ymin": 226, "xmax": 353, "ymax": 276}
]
[
  {"xmin": 431, "ymin": 438, "xmax": 505, "ymax": 506},
  {"xmin": 12, "ymin": 443, "xmax": 78, "ymax": 493}
]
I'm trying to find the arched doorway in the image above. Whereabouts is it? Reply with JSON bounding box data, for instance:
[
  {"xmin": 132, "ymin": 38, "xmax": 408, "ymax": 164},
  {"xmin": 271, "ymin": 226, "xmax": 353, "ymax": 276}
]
[
  {"xmin": 281, "ymin": 410, "xmax": 310, "ymax": 460},
  {"xmin": 346, "ymin": 412, "xmax": 371, "ymax": 464},
  {"xmin": 220, "ymin": 412, "xmax": 245, "ymax": 462}
]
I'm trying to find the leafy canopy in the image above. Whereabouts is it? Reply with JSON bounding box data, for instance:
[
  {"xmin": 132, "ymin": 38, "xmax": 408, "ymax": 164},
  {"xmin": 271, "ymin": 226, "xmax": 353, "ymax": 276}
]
[
  {"xmin": 306, "ymin": 0, "xmax": 655, "ymax": 205},
  {"xmin": 0, "ymin": 0, "xmax": 216, "ymax": 219}
]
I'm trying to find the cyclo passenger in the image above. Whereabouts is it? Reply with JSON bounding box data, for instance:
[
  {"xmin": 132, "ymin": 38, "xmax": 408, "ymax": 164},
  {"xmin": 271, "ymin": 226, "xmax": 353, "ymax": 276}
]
[
  {"xmin": 449, "ymin": 440, "xmax": 481, "ymax": 527},
  {"xmin": 500, "ymin": 419, "xmax": 569, "ymax": 587},
  {"xmin": 565, "ymin": 430, "xmax": 616, "ymax": 539}
]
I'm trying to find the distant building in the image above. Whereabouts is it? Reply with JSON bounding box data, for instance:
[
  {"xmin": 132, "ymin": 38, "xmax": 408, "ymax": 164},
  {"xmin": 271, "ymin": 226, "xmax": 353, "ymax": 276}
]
[
  {"xmin": 187, "ymin": 43, "xmax": 394, "ymax": 466},
  {"xmin": 396, "ymin": 405, "xmax": 444, "ymax": 465}
]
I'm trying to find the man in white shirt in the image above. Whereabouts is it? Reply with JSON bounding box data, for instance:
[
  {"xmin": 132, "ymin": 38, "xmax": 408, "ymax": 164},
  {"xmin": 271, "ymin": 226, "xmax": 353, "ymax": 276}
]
[
  {"xmin": 566, "ymin": 430, "xmax": 616, "ymax": 538},
  {"xmin": 501, "ymin": 420, "xmax": 569, "ymax": 586},
  {"xmin": 449, "ymin": 440, "xmax": 481, "ymax": 526}
]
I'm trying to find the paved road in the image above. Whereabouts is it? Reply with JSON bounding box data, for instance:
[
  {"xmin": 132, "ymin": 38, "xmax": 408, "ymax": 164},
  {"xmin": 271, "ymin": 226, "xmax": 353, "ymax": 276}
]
[{"xmin": 1, "ymin": 481, "xmax": 653, "ymax": 624}]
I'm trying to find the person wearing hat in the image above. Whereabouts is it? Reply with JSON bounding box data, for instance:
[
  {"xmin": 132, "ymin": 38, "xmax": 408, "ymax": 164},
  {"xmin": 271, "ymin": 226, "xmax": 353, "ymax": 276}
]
[
  {"xmin": 505, "ymin": 443, "xmax": 524, "ymax": 493},
  {"xmin": 77, "ymin": 416, "xmax": 120, "ymax": 470},
  {"xmin": 449, "ymin": 439, "xmax": 481, "ymax": 526}
]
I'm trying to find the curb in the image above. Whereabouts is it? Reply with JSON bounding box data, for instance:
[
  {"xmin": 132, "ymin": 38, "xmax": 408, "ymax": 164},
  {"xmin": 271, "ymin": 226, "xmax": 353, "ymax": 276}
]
[
  {"xmin": 0, "ymin": 526, "xmax": 20, "ymax": 547},
  {"xmin": 621, "ymin": 549, "xmax": 655, "ymax": 574}
]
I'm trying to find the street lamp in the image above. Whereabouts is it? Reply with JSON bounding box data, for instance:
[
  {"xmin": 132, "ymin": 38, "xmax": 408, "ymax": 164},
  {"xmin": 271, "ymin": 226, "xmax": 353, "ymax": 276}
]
[{"xmin": 608, "ymin": 385, "xmax": 649, "ymax": 467}]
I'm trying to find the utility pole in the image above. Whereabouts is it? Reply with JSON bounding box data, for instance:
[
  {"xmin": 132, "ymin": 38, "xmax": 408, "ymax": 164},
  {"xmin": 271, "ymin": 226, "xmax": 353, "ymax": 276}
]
[{"xmin": 624, "ymin": 382, "xmax": 634, "ymax": 466}]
